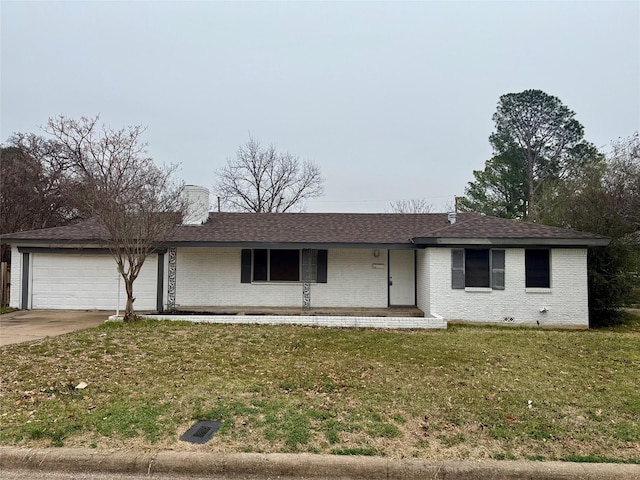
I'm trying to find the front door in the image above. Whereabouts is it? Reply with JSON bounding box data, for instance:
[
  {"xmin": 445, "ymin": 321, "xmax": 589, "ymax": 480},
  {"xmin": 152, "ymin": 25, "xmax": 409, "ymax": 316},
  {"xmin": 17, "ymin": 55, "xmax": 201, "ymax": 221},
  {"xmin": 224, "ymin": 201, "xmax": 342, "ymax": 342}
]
[{"xmin": 389, "ymin": 250, "xmax": 415, "ymax": 306}]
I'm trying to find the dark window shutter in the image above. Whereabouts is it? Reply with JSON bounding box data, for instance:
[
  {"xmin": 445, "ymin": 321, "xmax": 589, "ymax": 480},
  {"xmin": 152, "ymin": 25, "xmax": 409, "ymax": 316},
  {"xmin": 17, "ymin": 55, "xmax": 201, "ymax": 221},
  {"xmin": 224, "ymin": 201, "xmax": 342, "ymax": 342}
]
[
  {"xmin": 451, "ymin": 249, "xmax": 464, "ymax": 289},
  {"xmin": 491, "ymin": 249, "xmax": 505, "ymax": 290},
  {"xmin": 241, "ymin": 249, "xmax": 252, "ymax": 283},
  {"xmin": 317, "ymin": 250, "xmax": 328, "ymax": 283}
]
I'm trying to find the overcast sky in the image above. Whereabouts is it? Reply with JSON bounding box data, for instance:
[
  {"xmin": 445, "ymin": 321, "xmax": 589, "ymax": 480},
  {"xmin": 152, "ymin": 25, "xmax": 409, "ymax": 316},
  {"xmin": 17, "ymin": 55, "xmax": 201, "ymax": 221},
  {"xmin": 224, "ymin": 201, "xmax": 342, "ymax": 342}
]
[{"xmin": 2, "ymin": 1, "xmax": 638, "ymax": 212}]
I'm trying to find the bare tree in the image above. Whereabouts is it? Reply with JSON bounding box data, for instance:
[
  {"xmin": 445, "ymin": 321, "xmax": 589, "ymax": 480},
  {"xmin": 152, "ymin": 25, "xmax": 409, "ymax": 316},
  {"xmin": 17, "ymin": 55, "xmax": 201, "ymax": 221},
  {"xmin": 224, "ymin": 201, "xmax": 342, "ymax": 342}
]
[
  {"xmin": 1, "ymin": 140, "xmax": 81, "ymax": 263},
  {"xmin": 15, "ymin": 116, "xmax": 185, "ymax": 322},
  {"xmin": 608, "ymin": 132, "xmax": 640, "ymax": 229},
  {"xmin": 0, "ymin": 142, "xmax": 79, "ymax": 233},
  {"xmin": 216, "ymin": 136, "xmax": 324, "ymax": 212},
  {"xmin": 389, "ymin": 198, "xmax": 435, "ymax": 214}
]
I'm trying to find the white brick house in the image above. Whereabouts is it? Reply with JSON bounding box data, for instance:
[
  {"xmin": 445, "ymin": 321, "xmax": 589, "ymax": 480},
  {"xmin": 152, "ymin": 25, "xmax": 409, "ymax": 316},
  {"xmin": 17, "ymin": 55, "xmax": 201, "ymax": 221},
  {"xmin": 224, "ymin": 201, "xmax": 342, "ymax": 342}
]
[{"xmin": 1, "ymin": 190, "xmax": 608, "ymax": 329}]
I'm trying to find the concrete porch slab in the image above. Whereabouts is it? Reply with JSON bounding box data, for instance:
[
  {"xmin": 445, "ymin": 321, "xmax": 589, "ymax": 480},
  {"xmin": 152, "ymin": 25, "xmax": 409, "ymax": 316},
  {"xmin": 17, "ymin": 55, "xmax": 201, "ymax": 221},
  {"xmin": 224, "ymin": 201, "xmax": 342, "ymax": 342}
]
[{"xmin": 165, "ymin": 305, "xmax": 425, "ymax": 317}]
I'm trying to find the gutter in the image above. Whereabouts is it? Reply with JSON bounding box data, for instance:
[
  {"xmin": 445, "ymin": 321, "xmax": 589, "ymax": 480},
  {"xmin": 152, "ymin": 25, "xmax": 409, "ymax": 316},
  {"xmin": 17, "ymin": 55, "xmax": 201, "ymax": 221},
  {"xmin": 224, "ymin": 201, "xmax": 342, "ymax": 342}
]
[{"xmin": 411, "ymin": 237, "xmax": 611, "ymax": 247}]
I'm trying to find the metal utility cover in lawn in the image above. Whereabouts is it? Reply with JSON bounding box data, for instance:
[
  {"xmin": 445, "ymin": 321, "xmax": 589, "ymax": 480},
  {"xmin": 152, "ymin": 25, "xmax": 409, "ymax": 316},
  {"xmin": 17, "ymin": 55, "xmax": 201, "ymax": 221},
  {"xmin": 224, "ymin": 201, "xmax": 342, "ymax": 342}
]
[{"xmin": 180, "ymin": 420, "xmax": 221, "ymax": 444}]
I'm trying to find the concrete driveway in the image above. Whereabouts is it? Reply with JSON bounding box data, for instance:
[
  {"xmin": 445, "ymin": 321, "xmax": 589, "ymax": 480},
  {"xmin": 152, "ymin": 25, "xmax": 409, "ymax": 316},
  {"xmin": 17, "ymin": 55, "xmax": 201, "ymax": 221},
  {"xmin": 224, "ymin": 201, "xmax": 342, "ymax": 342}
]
[{"xmin": 0, "ymin": 310, "xmax": 110, "ymax": 346}]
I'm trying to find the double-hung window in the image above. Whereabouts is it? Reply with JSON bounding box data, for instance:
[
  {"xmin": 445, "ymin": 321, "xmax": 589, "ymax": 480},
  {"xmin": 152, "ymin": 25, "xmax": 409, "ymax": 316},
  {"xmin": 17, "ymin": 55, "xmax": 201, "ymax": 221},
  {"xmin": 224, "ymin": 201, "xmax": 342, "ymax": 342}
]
[
  {"xmin": 525, "ymin": 249, "xmax": 550, "ymax": 288},
  {"xmin": 451, "ymin": 249, "xmax": 505, "ymax": 290},
  {"xmin": 241, "ymin": 249, "xmax": 327, "ymax": 283}
]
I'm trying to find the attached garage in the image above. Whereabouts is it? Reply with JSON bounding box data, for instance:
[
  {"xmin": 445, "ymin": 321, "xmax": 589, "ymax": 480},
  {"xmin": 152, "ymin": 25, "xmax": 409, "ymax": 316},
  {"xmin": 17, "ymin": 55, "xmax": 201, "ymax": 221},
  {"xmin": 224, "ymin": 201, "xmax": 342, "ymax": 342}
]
[{"xmin": 20, "ymin": 249, "xmax": 162, "ymax": 311}]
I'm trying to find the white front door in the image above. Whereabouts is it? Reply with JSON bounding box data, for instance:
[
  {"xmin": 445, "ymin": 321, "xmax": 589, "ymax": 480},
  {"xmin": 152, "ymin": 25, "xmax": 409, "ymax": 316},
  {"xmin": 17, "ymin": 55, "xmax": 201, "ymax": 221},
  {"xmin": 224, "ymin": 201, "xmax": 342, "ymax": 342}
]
[{"xmin": 389, "ymin": 250, "xmax": 415, "ymax": 306}]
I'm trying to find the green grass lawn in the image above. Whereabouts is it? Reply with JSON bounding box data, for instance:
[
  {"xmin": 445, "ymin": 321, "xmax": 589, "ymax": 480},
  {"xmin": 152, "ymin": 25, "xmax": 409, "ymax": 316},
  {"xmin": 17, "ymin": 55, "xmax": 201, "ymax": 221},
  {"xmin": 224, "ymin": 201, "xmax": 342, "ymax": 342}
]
[{"xmin": 0, "ymin": 315, "xmax": 639, "ymax": 462}]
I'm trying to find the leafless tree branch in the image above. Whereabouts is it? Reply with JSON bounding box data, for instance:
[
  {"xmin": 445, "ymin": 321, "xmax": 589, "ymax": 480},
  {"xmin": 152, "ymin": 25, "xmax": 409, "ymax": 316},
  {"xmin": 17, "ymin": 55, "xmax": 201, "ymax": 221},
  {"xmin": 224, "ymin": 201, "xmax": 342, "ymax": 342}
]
[
  {"xmin": 215, "ymin": 136, "xmax": 324, "ymax": 213},
  {"xmin": 12, "ymin": 115, "xmax": 186, "ymax": 321},
  {"xmin": 388, "ymin": 198, "xmax": 435, "ymax": 214}
]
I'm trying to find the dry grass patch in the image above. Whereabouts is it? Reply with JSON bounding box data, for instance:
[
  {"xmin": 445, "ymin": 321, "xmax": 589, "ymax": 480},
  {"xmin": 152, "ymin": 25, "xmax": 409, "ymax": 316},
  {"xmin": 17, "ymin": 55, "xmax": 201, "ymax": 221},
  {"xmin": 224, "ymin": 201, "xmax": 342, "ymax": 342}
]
[{"xmin": 0, "ymin": 318, "xmax": 639, "ymax": 462}]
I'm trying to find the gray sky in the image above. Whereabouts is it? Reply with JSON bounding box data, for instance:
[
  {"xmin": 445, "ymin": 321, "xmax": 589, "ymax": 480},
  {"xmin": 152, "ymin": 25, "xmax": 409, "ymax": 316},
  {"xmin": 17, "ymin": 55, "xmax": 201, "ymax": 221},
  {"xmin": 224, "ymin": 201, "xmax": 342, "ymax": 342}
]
[{"xmin": 2, "ymin": 1, "xmax": 639, "ymax": 212}]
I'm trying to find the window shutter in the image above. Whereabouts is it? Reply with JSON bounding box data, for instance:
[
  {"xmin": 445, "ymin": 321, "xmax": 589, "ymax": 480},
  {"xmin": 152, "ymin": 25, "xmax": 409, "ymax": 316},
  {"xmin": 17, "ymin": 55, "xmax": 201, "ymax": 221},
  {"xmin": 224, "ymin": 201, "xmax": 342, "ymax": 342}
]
[
  {"xmin": 302, "ymin": 249, "xmax": 318, "ymax": 282},
  {"xmin": 317, "ymin": 250, "xmax": 328, "ymax": 283},
  {"xmin": 241, "ymin": 249, "xmax": 252, "ymax": 283},
  {"xmin": 451, "ymin": 249, "xmax": 464, "ymax": 289},
  {"xmin": 491, "ymin": 249, "xmax": 505, "ymax": 290}
]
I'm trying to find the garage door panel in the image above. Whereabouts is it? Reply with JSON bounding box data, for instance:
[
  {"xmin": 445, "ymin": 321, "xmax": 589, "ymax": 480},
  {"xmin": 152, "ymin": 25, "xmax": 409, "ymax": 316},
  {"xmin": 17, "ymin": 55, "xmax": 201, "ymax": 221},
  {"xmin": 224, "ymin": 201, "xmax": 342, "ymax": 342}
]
[{"xmin": 31, "ymin": 254, "xmax": 158, "ymax": 310}]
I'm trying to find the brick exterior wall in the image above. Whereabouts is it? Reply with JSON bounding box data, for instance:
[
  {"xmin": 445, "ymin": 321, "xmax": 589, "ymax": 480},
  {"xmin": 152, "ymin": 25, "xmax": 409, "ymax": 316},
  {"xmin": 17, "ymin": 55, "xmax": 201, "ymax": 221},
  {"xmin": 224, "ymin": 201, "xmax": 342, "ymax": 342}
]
[
  {"xmin": 423, "ymin": 247, "xmax": 589, "ymax": 327},
  {"xmin": 416, "ymin": 249, "xmax": 429, "ymax": 314},
  {"xmin": 149, "ymin": 314, "xmax": 447, "ymax": 329},
  {"xmin": 9, "ymin": 243, "xmax": 590, "ymax": 329},
  {"xmin": 174, "ymin": 247, "xmax": 389, "ymax": 309}
]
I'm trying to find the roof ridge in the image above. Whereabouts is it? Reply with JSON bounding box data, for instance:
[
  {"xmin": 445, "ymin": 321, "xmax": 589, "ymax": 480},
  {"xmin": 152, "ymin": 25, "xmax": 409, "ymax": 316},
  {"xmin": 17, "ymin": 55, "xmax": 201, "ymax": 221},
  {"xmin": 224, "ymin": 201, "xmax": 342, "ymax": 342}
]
[{"xmin": 413, "ymin": 212, "xmax": 479, "ymax": 237}]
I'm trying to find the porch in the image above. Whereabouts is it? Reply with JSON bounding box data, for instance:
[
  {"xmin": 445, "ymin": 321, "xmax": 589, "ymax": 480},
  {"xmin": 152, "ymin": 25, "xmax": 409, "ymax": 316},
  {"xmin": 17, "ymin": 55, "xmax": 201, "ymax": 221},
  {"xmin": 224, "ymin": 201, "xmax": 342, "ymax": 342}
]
[{"xmin": 165, "ymin": 305, "xmax": 425, "ymax": 317}]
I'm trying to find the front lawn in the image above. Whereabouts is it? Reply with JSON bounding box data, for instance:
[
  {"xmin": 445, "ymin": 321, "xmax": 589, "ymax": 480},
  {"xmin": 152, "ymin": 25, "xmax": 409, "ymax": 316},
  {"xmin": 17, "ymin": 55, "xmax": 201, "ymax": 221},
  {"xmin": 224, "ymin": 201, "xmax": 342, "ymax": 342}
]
[{"xmin": 0, "ymin": 317, "xmax": 638, "ymax": 462}]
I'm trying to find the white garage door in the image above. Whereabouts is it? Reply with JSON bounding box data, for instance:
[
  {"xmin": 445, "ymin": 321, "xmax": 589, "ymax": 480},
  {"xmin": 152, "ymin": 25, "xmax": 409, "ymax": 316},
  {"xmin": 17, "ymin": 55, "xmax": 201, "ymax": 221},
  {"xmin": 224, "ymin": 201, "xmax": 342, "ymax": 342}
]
[{"xmin": 31, "ymin": 253, "xmax": 158, "ymax": 310}]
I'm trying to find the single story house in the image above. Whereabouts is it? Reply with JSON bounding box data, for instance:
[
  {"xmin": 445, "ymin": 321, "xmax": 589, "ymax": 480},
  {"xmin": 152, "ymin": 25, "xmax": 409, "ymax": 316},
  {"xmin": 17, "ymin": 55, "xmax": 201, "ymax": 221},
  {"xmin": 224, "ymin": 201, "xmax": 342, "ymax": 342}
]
[{"xmin": 0, "ymin": 187, "xmax": 608, "ymax": 329}]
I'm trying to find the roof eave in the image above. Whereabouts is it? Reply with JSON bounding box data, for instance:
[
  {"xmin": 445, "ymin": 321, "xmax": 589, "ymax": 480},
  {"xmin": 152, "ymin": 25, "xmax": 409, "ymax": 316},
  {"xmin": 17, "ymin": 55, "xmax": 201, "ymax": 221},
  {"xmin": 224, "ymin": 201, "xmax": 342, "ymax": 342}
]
[
  {"xmin": 165, "ymin": 241, "xmax": 416, "ymax": 249},
  {"xmin": 0, "ymin": 238, "xmax": 105, "ymax": 246},
  {"xmin": 412, "ymin": 237, "xmax": 611, "ymax": 247},
  {"xmin": 1, "ymin": 239, "xmax": 417, "ymax": 249},
  {"xmin": 2, "ymin": 237, "xmax": 611, "ymax": 248}
]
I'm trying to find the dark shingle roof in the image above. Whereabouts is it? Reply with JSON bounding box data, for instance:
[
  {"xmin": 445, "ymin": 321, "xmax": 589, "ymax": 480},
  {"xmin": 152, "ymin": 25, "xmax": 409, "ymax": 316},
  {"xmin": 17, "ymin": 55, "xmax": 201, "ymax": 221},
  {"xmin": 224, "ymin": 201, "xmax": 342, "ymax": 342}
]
[
  {"xmin": 173, "ymin": 213, "xmax": 448, "ymax": 245},
  {"xmin": 0, "ymin": 212, "xmax": 609, "ymax": 247},
  {"xmin": 412, "ymin": 214, "xmax": 608, "ymax": 245},
  {"xmin": 0, "ymin": 219, "xmax": 107, "ymax": 242}
]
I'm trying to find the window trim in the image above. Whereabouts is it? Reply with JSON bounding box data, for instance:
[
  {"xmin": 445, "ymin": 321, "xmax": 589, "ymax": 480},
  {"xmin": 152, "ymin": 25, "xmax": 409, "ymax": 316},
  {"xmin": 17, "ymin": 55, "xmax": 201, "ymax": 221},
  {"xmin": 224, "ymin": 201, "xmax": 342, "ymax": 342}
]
[
  {"xmin": 464, "ymin": 287, "xmax": 493, "ymax": 293},
  {"xmin": 525, "ymin": 288, "xmax": 553, "ymax": 294}
]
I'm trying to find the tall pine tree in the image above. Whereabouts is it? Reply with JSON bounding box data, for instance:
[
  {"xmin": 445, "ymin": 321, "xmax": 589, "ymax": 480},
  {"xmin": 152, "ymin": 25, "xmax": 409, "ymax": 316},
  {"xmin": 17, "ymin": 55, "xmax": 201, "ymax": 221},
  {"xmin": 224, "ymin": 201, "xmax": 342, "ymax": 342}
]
[{"xmin": 462, "ymin": 89, "xmax": 600, "ymax": 221}]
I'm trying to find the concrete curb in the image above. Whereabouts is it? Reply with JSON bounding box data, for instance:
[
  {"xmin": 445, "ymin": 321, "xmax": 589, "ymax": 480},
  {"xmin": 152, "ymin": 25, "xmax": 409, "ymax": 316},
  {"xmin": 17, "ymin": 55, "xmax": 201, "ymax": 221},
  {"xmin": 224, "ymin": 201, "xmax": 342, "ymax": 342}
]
[{"xmin": 1, "ymin": 447, "xmax": 639, "ymax": 479}]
